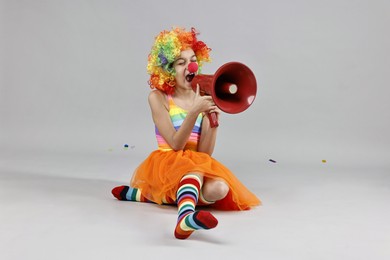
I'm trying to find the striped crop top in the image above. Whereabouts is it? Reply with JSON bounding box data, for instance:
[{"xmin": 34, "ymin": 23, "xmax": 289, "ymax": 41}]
[{"xmin": 155, "ymin": 95, "xmax": 203, "ymax": 151}]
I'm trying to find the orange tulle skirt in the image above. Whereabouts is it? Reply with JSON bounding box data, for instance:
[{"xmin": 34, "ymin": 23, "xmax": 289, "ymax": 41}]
[{"xmin": 130, "ymin": 149, "xmax": 261, "ymax": 211}]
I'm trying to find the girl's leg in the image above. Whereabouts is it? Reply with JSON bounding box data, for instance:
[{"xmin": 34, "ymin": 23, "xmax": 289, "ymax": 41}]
[
  {"xmin": 174, "ymin": 173, "xmax": 218, "ymax": 239},
  {"xmin": 111, "ymin": 186, "xmax": 175, "ymax": 204},
  {"xmin": 201, "ymin": 177, "xmax": 229, "ymax": 202}
]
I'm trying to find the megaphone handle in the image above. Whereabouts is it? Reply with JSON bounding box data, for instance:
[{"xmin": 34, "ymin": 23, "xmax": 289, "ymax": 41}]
[{"xmin": 207, "ymin": 112, "xmax": 219, "ymax": 128}]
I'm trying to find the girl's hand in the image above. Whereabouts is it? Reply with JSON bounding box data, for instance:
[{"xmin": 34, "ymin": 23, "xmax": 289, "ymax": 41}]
[{"xmin": 191, "ymin": 84, "xmax": 215, "ymax": 114}]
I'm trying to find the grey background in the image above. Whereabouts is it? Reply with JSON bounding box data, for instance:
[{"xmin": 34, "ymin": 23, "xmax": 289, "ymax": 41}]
[
  {"xmin": 2, "ymin": 0, "xmax": 389, "ymax": 167},
  {"xmin": 1, "ymin": 1, "xmax": 389, "ymax": 259}
]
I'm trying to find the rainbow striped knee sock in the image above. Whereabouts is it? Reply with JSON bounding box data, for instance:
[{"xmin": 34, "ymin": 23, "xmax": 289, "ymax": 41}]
[
  {"xmin": 174, "ymin": 174, "xmax": 218, "ymax": 239},
  {"xmin": 111, "ymin": 186, "xmax": 150, "ymax": 202},
  {"xmin": 111, "ymin": 186, "xmax": 175, "ymax": 204}
]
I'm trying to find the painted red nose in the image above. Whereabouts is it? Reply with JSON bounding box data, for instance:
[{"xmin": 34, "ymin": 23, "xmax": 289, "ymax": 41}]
[{"xmin": 188, "ymin": 62, "xmax": 198, "ymax": 73}]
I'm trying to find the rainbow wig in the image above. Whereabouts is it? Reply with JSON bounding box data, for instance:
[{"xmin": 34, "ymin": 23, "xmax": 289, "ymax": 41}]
[{"xmin": 147, "ymin": 27, "xmax": 211, "ymax": 94}]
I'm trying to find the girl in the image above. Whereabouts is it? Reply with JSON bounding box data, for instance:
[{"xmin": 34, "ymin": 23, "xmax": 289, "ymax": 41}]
[{"xmin": 112, "ymin": 27, "xmax": 260, "ymax": 239}]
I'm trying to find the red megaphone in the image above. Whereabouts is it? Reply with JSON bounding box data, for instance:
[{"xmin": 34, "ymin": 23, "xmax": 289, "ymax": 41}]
[{"xmin": 189, "ymin": 62, "xmax": 257, "ymax": 128}]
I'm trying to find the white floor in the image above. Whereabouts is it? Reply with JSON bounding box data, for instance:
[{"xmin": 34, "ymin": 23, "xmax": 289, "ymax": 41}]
[{"xmin": 1, "ymin": 152, "xmax": 389, "ymax": 260}]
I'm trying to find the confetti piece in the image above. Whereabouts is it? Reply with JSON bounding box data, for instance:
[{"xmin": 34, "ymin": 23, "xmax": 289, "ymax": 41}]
[
  {"xmin": 322, "ymin": 160, "xmax": 327, "ymax": 163},
  {"xmin": 124, "ymin": 144, "xmax": 129, "ymax": 148},
  {"xmin": 269, "ymin": 159, "xmax": 277, "ymax": 163}
]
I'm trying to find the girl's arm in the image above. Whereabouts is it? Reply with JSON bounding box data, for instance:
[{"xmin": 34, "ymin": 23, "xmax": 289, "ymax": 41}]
[{"xmin": 148, "ymin": 88, "xmax": 214, "ymax": 151}]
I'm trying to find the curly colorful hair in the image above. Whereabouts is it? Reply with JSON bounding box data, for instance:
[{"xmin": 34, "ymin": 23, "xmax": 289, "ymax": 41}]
[{"xmin": 147, "ymin": 27, "xmax": 211, "ymax": 94}]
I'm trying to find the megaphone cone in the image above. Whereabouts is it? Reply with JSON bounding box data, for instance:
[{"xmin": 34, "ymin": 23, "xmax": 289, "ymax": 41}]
[{"xmin": 190, "ymin": 62, "xmax": 257, "ymax": 127}]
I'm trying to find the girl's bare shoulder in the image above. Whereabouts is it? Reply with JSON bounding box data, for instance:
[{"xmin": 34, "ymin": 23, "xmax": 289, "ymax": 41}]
[{"xmin": 148, "ymin": 90, "xmax": 168, "ymax": 110}]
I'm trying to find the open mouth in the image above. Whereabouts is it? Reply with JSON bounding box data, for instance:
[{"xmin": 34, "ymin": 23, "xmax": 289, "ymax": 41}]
[{"xmin": 185, "ymin": 73, "xmax": 195, "ymax": 82}]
